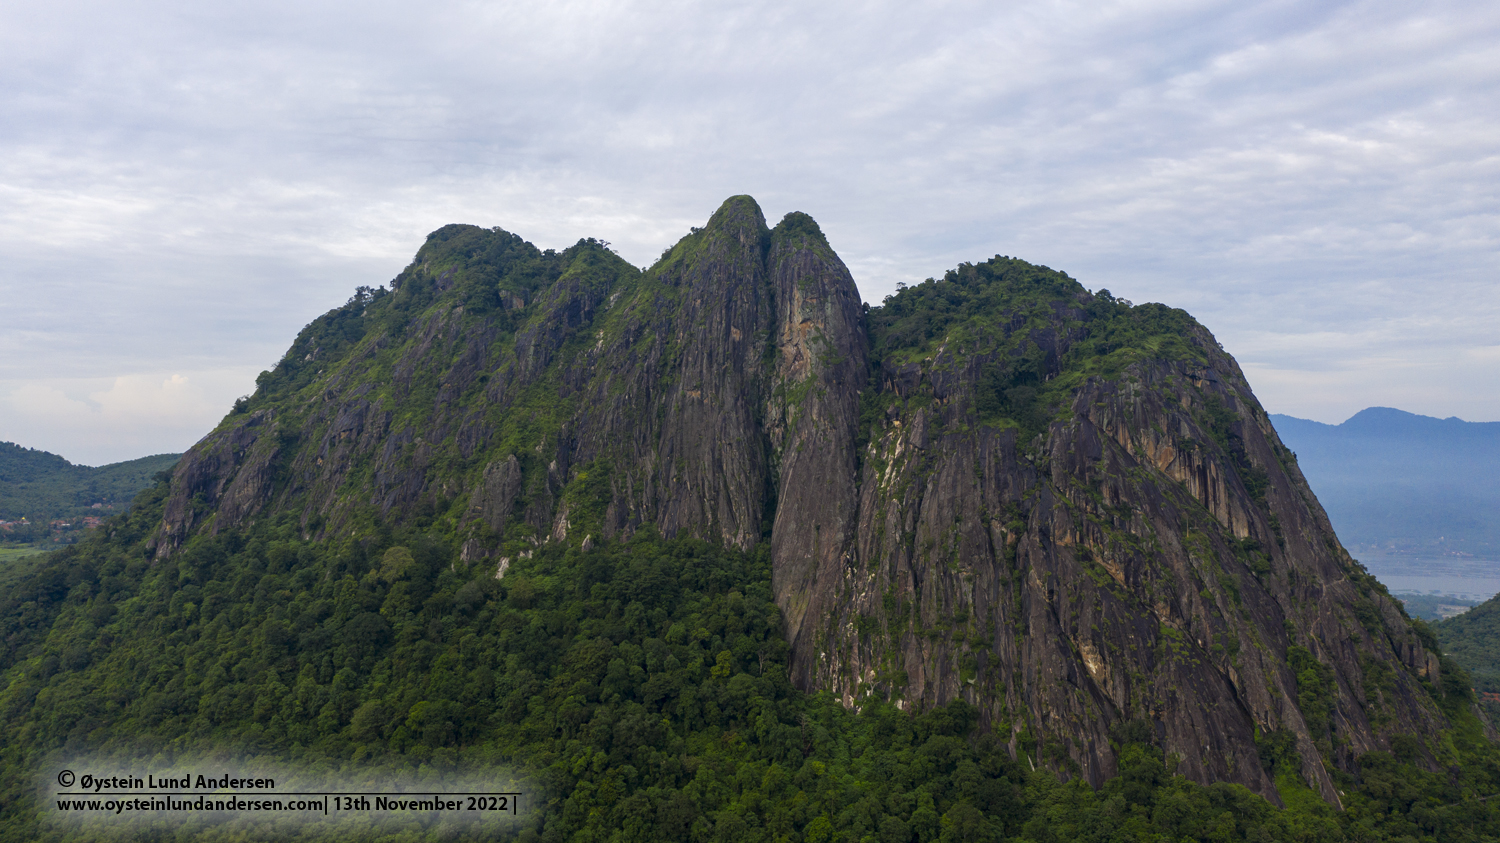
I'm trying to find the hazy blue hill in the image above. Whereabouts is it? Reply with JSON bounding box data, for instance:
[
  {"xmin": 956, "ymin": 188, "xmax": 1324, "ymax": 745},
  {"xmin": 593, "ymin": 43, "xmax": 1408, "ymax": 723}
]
[
  {"xmin": 1270, "ymin": 408, "xmax": 1500, "ymax": 558},
  {"xmin": 0, "ymin": 441, "xmax": 180, "ymax": 523}
]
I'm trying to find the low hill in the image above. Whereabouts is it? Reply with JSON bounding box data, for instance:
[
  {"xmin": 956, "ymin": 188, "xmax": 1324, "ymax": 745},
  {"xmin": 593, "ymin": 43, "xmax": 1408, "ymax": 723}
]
[
  {"xmin": 1437, "ymin": 596, "xmax": 1500, "ymax": 720},
  {"xmin": 0, "ymin": 442, "xmax": 180, "ymax": 538}
]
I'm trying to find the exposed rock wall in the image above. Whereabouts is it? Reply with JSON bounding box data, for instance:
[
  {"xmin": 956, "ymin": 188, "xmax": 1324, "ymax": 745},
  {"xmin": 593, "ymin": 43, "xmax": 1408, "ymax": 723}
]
[
  {"xmin": 149, "ymin": 196, "xmax": 1459, "ymax": 803},
  {"xmin": 764, "ymin": 214, "xmax": 868, "ymax": 672},
  {"xmin": 802, "ymin": 333, "xmax": 1447, "ymax": 803}
]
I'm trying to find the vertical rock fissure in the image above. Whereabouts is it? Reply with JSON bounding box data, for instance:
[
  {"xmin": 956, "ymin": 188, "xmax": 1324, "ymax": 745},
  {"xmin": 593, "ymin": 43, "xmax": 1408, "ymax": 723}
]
[{"xmin": 147, "ymin": 197, "xmax": 1453, "ymax": 805}]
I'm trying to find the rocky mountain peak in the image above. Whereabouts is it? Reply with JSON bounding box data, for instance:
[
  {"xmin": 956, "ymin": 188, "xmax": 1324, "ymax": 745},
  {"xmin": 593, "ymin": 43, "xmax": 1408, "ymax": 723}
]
[{"xmin": 144, "ymin": 197, "xmax": 1462, "ymax": 804}]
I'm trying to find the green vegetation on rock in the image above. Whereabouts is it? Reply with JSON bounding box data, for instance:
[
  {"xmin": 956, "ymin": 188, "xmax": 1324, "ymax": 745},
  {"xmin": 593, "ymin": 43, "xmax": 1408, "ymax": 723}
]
[
  {"xmin": 3, "ymin": 197, "xmax": 1496, "ymax": 841},
  {"xmin": 4, "ymin": 495, "xmax": 1498, "ymax": 841},
  {"xmin": 866, "ymin": 260, "xmax": 1204, "ymax": 447}
]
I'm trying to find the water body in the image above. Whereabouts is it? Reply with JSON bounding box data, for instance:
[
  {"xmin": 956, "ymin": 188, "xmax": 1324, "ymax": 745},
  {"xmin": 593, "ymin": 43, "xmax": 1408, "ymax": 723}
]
[{"xmin": 1357, "ymin": 553, "xmax": 1500, "ymax": 602}]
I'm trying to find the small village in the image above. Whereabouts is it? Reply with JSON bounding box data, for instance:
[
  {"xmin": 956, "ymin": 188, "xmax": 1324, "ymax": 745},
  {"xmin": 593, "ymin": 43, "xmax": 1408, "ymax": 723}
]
[{"xmin": 0, "ymin": 502, "xmax": 114, "ymax": 543}]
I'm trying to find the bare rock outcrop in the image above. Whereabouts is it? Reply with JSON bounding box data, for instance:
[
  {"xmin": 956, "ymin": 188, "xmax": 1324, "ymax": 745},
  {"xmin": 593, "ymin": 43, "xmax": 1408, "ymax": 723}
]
[{"xmin": 147, "ymin": 197, "xmax": 1459, "ymax": 804}]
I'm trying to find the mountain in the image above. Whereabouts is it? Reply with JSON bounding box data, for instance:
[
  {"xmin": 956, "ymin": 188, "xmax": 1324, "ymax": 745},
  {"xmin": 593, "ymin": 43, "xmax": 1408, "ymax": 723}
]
[
  {"xmin": 137, "ymin": 197, "xmax": 1460, "ymax": 802},
  {"xmin": 1, "ymin": 197, "xmax": 1493, "ymax": 839},
  {"xmin": 1269, "ymin": 409, "xmax": 1500, "ymax": 559},
  {"xmin": 0, "ymin": 442, "xmax": 180, "ymax": 526}
]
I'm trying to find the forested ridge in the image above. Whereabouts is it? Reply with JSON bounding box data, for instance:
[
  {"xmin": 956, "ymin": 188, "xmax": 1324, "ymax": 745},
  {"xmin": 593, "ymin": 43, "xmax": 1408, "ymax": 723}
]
[
  {"xmin": 1437, "ymin": 597, "xmax": 1500, "ymax": 724},
  {"xmin": 2, "ymin": 485, "xmax": 1499, "ymax": 842},
  {"xmin": 0, "ymin": 442, "xmax": 179, "ymax": 535}
]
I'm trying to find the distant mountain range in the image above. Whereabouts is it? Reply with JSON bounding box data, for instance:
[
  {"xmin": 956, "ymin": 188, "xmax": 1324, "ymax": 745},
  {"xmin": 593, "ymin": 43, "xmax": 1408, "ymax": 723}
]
[
  {"xmin": 0, "ymin": 441, "xmax": 180, "ymax": 525},
  {"xmin": 1270, "ymin": 407, "xmax": 1500, "ymax": 559}
]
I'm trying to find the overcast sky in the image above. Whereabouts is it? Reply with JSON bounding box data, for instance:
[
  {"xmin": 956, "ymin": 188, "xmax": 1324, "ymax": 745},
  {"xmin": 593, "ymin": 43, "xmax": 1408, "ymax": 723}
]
[{"xmin": 1, "ymin": 0, "xmax": 1496, "ymax": 465}]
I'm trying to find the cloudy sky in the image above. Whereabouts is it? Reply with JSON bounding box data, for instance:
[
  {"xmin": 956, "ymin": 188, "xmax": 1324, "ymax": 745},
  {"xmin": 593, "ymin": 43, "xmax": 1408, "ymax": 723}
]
[{"xmin": 1, "ymin": 0, "xmax": 1496, "ymax": 465}]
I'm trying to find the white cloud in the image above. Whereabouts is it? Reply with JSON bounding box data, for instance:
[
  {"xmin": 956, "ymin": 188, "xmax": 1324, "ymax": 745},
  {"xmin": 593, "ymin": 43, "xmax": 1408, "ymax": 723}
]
[
  {"xmin": 0, "ymin": 369, "xmax": 258, "ymax": 466},
  {"xmin": 1, "ymin": 0, "xmax": 1498, "ymax": 464}
]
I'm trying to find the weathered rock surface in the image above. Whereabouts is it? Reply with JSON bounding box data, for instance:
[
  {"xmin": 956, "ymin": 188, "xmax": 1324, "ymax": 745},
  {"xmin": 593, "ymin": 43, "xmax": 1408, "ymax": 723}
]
[
  {"xmin": 811, "ymin": 341, "xmax": 1444, "ymax": 803},
  {"xmin": 148, "ymin": 196, "xmax": 1462, "ymax": 803}
]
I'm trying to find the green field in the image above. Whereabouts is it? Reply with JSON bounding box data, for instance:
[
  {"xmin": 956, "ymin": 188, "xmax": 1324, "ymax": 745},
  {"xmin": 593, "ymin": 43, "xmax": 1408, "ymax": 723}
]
[
  {"xmin": 0, "ymin": 544, "xmax": 49, "ymax": 562},
  {"xmin": 0, "ymin": 545, "xmax": 50, "ymax": 593}
]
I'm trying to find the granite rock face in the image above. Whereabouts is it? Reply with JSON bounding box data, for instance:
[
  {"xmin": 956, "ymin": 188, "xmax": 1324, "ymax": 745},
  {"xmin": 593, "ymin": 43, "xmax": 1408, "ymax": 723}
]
[
  {"xmin": 149, "ymin": 196, "xmax": 1459, "ymax": 802},
  {"xmin": 813, "ymin": 336, "xmax": 1444, "ymax": 804}
]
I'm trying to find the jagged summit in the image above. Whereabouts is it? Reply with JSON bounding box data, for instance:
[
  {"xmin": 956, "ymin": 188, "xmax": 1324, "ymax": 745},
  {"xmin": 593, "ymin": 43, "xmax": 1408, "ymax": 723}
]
[{"xmin": 147, "ymin": 196, "xmax": 1462, "ymax": 804}]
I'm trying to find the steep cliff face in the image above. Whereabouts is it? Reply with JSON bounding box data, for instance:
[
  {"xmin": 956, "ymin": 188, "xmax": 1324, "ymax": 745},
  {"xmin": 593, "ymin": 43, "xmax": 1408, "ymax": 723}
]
[
  {"xmin": 806, "ymin": 276, "xmax": 1447, "ymax": 802},
  {"xmin": 152, "ymin": 197, "xmax": 863, "ymax": 576},
  {"xmin": 149, "ymin": 197, "xmax": 1462, "ymax": 803},
  {"xmin": 763, "ymin": 213, "xmax": 868, "ymax": 661}
]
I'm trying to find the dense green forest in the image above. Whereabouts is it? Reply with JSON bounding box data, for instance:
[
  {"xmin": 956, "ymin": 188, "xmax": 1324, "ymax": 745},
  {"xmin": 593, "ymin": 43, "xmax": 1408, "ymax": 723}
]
[
  {"xmin": 2, "ymin": 479, "xmax": 1498, "ymax": 842},
  {"xmin": 1436, "ymin": 597, "xmax": 1500, "ymax": 724},
  {"xmin": 0, "ymin": 442, "xmax": 179, "ymax": 542},
  {"xmin": 865, "ymin": 263, "xmax": 1204, "ymax": 445}
]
